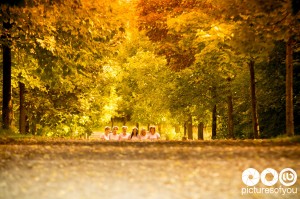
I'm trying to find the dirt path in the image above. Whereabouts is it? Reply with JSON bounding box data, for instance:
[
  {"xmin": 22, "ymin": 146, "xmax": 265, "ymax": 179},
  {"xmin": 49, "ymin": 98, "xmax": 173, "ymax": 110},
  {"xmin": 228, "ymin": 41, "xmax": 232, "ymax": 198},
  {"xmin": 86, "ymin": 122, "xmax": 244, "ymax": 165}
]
[{"xmin": 0, "ymin": 140, "xmax": 299, "ymax": 199}]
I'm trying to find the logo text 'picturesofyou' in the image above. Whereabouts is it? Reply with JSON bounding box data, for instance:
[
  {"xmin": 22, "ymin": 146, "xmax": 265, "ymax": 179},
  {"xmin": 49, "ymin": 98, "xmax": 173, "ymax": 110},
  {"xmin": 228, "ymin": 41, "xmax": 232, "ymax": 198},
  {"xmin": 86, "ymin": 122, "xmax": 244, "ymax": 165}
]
[{"xmin": 241, "ymin": 168, "xmax": 298, "ymax": 195}]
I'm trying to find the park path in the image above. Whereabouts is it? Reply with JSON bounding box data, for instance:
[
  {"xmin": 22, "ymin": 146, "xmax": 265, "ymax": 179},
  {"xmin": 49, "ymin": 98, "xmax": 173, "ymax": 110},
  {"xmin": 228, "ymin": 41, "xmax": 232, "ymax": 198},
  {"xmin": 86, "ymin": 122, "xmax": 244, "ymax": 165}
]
[{"xmin": 0, "ymin": 140, "xmax": 299, "ymax": 199}]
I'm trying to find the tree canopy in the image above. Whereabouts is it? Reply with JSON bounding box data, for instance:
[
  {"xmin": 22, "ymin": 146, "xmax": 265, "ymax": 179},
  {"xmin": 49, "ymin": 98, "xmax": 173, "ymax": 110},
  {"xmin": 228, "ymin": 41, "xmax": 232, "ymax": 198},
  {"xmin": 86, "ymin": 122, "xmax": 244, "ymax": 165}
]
[{"xmin": 1, "ymin": 0, "xmax": 299, "ymax": 139}]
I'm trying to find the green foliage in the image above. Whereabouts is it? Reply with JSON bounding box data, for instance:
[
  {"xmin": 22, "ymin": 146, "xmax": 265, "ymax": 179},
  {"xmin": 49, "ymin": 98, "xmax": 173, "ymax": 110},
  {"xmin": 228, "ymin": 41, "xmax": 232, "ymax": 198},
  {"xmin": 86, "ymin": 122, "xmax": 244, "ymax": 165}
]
[
  {"xmin": 115, "ymin": 30, "xmax": 173, "ymax": 124},
  {"xmin": 1, "ymin": 0, "xmax": 299, "ymax": 139},
  {"xmin": 1, "ymin": 0, "xmax": 128, "ymax": 136},
  {"xmin": 0, "ymin": 127, "xmax": 19, "ymax": 136},
  {"xmin": 163, "ymin": 130, "xmax": 184, "ymax": 141}
]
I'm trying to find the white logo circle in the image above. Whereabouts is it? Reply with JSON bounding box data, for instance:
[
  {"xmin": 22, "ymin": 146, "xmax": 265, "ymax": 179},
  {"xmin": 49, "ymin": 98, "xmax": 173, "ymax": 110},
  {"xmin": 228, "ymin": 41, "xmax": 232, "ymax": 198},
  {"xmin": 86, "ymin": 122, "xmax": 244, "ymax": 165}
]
[
  {"xmin": 279, "ymin": 168, "xmax": 297, "ymax": 186},
  {"xmin": 260, "ymin": 168, "xmax": 278, "ymax": 186},
  {"xmin": 242, "ymin": 168, "xmax": 260, "ymax": 186}
]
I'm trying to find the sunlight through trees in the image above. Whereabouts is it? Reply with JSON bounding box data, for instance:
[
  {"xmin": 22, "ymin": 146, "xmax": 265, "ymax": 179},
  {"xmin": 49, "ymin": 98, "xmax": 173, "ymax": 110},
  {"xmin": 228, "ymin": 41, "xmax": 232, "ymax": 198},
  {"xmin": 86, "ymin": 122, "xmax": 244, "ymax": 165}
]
[{"xmin": 1, "ymin": 0, "xmax": 299, "ymax": 139}]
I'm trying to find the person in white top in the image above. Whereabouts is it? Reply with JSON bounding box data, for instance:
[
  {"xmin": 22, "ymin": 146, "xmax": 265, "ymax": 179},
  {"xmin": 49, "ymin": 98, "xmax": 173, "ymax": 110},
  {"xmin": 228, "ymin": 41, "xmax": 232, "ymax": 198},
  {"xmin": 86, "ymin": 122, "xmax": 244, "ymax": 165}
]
[
  {"xmin": 148, "ymin": 126, "xmax": 160, "ymax": 140},
  {"xmin": 119, "ymin": 126, "xmax": 130, "ymax": 141},
  {"xmin": 140, "ymin": 128, "xmax": 149, "ymax": 141},
  {"xmin": 130, "ymin": 127, "xmax": 140, "ymax": 141},
  {"xmin": 100, "ymin": 126, "xmax": 110, "ymax": 141},
  {"xmin": 109, "ymin": 126, "xmax": 120, "ymax": 141}
]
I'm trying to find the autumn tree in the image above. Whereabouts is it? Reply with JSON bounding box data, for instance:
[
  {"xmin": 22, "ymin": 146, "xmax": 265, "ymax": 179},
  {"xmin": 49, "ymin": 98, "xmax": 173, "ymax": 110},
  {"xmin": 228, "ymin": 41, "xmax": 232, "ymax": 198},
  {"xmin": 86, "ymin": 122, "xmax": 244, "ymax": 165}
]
[
  {"xmin": 113, "ymin": 27, "xmax": 173, "ymax": 130},
  {"xmin": 137, "ymin": 0, "xmax": 215, "ymax": 70},
  {"xmin": 1, "ymin": 0, "xmax": 25, "ymax": 129},
  {"xmin": 220, "ymin": 0, "xmax": 300, "ymax": 137},
  {"xmin": 1, "ymin": 0, "xmax": 127, "ymax": 135}
]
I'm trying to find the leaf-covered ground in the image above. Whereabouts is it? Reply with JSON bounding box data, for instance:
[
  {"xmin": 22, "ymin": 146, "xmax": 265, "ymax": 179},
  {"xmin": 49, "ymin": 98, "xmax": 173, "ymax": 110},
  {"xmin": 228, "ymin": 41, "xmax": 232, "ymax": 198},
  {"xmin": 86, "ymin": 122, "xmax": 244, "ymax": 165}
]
[{"xmin": 0, "ymin": 139, "xmax": 299, "ymax": 199}]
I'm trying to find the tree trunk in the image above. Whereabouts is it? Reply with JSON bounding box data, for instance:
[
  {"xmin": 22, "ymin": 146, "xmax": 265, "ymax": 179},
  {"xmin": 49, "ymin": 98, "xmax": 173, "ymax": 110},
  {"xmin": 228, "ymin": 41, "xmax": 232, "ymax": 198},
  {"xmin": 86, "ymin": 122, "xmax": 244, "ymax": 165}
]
[
  {"xmin": 212, "ymin": 105, "xmax": 217, "ymax": 139},
  {"xmin": 175, "ymin": 124, "xmax": 180, "ymax": 134},
  {"xmin": 136, "ymin": 122, "xmax": 139, "ymax": 132},
  {"xmin": 2, "ymin": 13, "xmax": 13, "ymax": 129},
  {"xmin": 249, "ymin": 60, "xmax": 259, "ymax": 139},
  {"xmin": 187, "ymin": 115, "xmax": 193, "ymax": 140},
  {"xmin": 198, "ymin": 122, "xmax": 204, "ymax": 140},
  {"xmin": 227, "ymin": 95, "xmax": 234, "ymax": 138},
  {"xmin": 183, "ymin": 122, "xmax": 187, "ymax": 137},
  {"xmin": 227, "ymin": 78, "xmax": 234, "ymax": 139},
  {"xmin": 111, "ymin": 118, "xmax": 114, "ymax": 128},
  {"xmin": 25, "ymin": 114, "xmax": 30, "ymax": 133},
  {"xmin": 211, "ymin": 85, "xmax": 217, "ymax": 139},
  {"xmin": 31, "ymin": 120, "xmax": 37, "ymax": 135},
  {"xmin": 158, "ymin": 123, "xmax": 162, "ymax": 133},
  {"xmin": 19, "ymin": 82, "xmax": 26, "ymax": 134},
  {"xmin": 286, "ymin": 37, "xmax": 294, "ymax": 136},
  {"xmin": 123, "ymin": 115, "xmax": 127, "ymax": 125}
]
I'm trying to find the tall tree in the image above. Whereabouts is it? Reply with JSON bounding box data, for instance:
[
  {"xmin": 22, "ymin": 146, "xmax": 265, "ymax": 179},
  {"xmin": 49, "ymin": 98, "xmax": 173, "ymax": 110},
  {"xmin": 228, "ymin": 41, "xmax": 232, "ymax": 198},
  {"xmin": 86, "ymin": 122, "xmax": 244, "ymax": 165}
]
[
  {"xmin": 187, "ymin": 114, "xmax": 193, "ymax": 140},
  {"xmin": 221, "ymin": 0, "xmax": 300, "ymax": 137},
  {"xmin": 227, "ymin": 77, "xmax": 234, "ymax": 139},
  {"xmin": 198, "ymin": 122, "xmax": 204, "ymax": 140},
  {"xmin": 248, "ymin": 59, "xmax": 259, "ymax": 138},
  {"xmin": 1, "ymin": 5, "xmax": 12, "ymax": 129},
  {"xmin": 19, "ymin": 81, "xmax": 26, "ymax": 134},
  {"xmin": 166, "ymin": 4, "xmax": 241, "ymax": 139},
  {"xmin": 1, "ymin": 0, "xmax": 127, "ymax": 135},
  {"xmin": 285, "ymin": 37, "xmax": 294, "ymax": 136},
  {"xmin": 1, "ymin": 0, "xmax": 24, "ymax": 129},
  {"xmin": 137, "ymin": 0, "xmax": 215, "ymax": 70},
  {"xmin": 285, "ymin": 0, "xmax": 300, "ymax": 136}
]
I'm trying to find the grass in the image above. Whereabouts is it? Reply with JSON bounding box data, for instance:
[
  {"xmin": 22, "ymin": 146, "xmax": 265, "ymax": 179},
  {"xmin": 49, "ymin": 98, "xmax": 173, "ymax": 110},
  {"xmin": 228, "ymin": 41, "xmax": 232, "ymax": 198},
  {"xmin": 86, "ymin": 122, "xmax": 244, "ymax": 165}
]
[
  {"xmin": 1, "ymin": 127, "xmax": 300, "ymax": 144},
  {"xmin": 270, "ymin": 134, "xmax": 300, "ymax": 143}
]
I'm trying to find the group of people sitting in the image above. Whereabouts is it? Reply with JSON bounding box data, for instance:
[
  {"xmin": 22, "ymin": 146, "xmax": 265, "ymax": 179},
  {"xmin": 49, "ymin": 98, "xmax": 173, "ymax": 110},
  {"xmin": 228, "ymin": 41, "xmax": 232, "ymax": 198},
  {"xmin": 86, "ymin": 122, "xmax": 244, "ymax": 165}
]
[{"xmin": 100, "ymin": 125, "xmax": 161, "ymax": 141}]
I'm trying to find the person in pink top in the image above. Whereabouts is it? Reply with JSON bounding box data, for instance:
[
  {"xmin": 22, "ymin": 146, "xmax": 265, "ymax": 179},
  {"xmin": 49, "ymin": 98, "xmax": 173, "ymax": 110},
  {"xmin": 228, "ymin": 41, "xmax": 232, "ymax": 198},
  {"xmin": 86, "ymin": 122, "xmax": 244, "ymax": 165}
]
[
  {"xmin": 148, "ymin": 126, "xmax": 160, "ymax": 140},
  {"xmin": 100, "ymin": 126, "xmax": 111, "ymax": 141},
  {"xmin": 140, "ymin": 128, "xmax": 149, "ymax": 141},
  {"xmin": 130, "ymin": 127, "xmax": 140, "ymax": 141},
  {"xmin": 109, "ymin": 126, "xmax": 120, "ymax": 141},
  {"xmin": 119, "ymin": 126, "xmax": 130, "ymax": 141}
]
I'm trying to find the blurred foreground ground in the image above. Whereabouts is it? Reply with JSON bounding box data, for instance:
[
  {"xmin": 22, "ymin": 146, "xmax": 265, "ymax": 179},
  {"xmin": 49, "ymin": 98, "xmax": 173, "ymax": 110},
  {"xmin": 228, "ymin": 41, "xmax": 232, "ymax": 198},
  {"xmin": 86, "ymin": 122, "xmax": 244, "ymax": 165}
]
[{"xmin": 0, "ymin": 139, "xmax": 299, "ymax": 199}]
